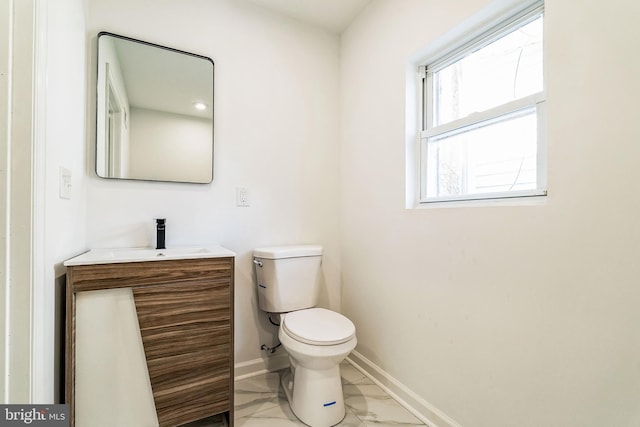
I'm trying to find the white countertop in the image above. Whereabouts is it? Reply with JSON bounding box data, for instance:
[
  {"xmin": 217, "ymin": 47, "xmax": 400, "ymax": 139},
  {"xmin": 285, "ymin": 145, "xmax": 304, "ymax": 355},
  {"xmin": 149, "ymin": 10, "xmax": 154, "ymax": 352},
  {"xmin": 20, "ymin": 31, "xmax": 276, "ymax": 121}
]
[{"xmin": 64, "ymin": 246, "xmax": 235, "ymax": 266}]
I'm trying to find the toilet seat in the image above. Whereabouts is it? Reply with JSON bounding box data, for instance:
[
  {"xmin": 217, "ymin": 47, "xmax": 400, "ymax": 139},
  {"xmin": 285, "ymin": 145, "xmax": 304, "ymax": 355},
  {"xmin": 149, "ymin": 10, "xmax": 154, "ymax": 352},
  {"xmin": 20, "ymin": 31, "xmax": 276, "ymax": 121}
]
[{"xmin": 282, "ymin": 308, "xmax": 355, "ymax": 346}]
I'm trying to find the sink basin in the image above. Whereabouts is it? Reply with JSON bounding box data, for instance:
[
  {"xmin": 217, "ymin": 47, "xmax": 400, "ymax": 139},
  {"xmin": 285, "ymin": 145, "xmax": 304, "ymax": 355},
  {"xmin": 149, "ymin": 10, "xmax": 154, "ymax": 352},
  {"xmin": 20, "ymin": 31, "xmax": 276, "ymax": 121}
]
[{"xmin": 64, "ymin": 246, "xmax": 235, "ymax": 266}]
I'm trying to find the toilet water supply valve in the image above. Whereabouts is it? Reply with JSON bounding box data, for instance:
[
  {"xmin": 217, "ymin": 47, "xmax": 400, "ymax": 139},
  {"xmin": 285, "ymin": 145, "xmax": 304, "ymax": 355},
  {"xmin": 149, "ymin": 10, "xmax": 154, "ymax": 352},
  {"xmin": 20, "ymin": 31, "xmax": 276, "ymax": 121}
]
[
  {"xmin": 261, "ymin": 343, "xmax": 280, "ymax": 354},
  {"xmin": 255, "ymin": 257, "xmax": 281, "ymax": 353},
  {"xmin": 261, "ymin": 312, "xmax": 282, "ymax": 354}
]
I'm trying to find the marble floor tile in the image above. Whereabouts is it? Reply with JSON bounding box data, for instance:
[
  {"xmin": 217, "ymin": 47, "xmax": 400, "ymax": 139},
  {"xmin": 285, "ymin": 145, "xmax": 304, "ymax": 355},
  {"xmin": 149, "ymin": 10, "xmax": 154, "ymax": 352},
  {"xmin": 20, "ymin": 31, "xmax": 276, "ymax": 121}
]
[
  {"xmin": 234, "ymin": 371, "xmax": 284, "ymax": 418},
  {"xmin": 235, "ymin": 361, "xmax": 425, "ymax": 427},
  {"xmin": 235, "ymin": 402, "xmax": 304, "ymax": 426},
  {"xmin": 340, "ymin": 363, "xmax": 374, "ymax": 386},
  {"xmin": 344, "ymin": 382, "xmax": 424, "ymax": 426}
]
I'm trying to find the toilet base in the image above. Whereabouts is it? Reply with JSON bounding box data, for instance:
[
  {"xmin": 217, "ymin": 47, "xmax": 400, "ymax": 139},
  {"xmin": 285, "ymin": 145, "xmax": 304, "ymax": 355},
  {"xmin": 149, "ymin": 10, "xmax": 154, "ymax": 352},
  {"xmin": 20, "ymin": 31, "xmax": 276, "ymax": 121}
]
[{"xmin": 281, "ymin": 361, "xmax": 346, "ymax": 427}]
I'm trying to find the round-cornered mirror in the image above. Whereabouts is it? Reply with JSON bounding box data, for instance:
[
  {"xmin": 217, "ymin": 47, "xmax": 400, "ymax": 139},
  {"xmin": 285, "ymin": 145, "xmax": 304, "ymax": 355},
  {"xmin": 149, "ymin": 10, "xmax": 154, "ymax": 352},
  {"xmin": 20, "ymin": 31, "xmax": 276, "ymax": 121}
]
[{"xmin": 96, "ymin": 32, "xmax": 214, "ymax": 184}]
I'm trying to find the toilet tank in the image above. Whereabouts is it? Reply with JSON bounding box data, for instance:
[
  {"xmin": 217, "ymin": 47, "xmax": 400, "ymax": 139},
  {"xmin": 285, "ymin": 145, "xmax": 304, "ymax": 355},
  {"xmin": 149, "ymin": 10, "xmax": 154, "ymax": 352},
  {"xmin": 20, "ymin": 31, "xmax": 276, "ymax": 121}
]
[{"xmin": 253, "ymin": 245, "xmax": 322, "ymax": 313}]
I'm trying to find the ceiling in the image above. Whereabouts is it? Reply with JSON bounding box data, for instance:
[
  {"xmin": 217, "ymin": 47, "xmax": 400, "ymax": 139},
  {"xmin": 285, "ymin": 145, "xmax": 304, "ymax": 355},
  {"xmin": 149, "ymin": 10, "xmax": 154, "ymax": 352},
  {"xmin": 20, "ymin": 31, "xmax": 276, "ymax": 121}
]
[
  {"xmin": 243, "ymin": 0, "xmax": 372, "ymax": 33},
  {"xmin": 103, "ymin": 1, "xmax": 372, "ymax": 120}
]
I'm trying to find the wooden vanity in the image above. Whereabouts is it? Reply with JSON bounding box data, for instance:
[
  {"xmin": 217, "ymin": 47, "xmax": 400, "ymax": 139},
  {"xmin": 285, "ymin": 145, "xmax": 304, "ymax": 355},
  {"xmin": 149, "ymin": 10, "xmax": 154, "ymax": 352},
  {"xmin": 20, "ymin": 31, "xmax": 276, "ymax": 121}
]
[{"xmin": 65, "ymin": 248, "xmax": 234, "ymax": 427}]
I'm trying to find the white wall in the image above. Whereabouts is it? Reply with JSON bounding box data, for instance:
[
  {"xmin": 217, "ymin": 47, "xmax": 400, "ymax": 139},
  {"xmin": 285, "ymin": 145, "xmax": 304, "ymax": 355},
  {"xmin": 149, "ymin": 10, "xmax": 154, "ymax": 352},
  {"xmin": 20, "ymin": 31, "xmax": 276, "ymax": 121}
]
[
  {"xmin": 43, "ymin": 0, "xmax": 88, "ymax": 403},
  {"xmin": 85, "ymin": 0, "xmax": 342, "ymax": 369},
  {"xmin": 341, "ymin": 1, "xmax": 640, "ymax": 427}
]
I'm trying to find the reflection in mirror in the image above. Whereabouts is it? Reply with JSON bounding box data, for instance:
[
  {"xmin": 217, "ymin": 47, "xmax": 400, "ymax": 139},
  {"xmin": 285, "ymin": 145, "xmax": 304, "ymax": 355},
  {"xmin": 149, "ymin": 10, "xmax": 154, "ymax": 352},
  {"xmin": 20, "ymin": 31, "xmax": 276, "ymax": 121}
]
[{"xmin": 96, "ymin": 32, "xmax": 214, "ymax": 183}]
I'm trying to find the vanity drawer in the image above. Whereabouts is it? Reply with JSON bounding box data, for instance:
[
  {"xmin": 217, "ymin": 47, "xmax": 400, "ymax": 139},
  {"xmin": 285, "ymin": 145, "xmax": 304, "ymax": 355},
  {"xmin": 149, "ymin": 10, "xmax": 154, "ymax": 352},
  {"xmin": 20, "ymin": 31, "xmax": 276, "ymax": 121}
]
[{"xmin": 69, "ymin": 257, "xmax": 233, "ymax": 292}]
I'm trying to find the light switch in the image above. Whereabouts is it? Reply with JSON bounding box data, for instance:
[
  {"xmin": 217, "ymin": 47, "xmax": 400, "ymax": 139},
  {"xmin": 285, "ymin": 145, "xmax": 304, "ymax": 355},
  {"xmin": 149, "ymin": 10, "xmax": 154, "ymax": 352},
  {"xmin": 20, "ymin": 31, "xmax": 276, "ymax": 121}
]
[{"xmin": 59, "ymin": 167, "xmax": 71, "ymax": 200}]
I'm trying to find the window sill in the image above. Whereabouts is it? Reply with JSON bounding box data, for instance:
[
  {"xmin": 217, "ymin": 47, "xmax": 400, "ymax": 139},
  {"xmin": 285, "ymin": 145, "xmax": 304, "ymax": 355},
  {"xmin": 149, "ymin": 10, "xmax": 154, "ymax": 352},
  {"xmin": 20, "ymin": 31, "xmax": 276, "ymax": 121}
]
[{"xmin": 415, "ymin": 189, "xmax": 547, "ymax": 209}]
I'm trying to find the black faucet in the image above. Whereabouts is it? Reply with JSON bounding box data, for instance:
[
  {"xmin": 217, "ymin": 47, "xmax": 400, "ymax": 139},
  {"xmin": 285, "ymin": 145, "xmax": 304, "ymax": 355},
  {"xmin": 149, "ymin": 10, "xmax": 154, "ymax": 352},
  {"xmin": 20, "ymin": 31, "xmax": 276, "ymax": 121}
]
[{"xmin": 156, "ymin": 218, "xmax": 166, "ymax": 250}]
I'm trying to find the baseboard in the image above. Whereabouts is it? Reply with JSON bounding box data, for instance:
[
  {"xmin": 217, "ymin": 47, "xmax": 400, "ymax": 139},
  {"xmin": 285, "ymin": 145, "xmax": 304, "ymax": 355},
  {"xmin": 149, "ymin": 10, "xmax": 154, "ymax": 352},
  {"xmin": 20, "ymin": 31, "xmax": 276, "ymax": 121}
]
[
  {"xmin": 346, "ymin": 351, "xmax": 461, "ymax": 427},
  {"xmin": 234, "ymin": 353, "xmax": 289, "ymax": 381}
]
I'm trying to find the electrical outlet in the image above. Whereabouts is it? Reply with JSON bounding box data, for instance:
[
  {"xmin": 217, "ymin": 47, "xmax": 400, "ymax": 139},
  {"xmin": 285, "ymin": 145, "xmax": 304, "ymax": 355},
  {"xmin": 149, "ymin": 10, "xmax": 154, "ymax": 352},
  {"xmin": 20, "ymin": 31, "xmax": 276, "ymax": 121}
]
[{"xmin": 236, "ymin": 187, "xmax": 250, "ymax": 207}]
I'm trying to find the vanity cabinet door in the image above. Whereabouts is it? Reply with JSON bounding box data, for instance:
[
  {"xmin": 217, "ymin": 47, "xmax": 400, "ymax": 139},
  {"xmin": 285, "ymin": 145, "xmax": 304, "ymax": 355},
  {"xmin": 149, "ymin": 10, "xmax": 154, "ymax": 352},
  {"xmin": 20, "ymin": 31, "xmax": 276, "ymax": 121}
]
[
  {"xmin": 66, "ymin": 257, "xmax": 235, "ymax": 427},
  {"xmin": 133, "ymin": 279, "xmax": 231, "ymax": 426}
]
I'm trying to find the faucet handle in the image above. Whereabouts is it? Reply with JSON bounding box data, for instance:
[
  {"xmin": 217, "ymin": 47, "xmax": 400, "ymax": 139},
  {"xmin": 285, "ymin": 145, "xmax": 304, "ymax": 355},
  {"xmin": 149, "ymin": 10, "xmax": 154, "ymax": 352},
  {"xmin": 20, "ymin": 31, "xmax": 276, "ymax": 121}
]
[{"xmin": 155, "ymin": 218, "xmax": 166, "ymax": 250}]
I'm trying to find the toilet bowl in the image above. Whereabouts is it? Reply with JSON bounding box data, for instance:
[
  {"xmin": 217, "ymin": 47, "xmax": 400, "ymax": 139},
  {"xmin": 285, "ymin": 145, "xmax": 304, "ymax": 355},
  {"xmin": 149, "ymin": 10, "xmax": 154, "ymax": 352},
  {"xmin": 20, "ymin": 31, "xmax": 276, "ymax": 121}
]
[
  {"xmin": 253, "ymin": 245, "xmax": 357, "ymax": 427},
  {"xmin": 278, "ymin": 308, "xmax": 357, "ymax": 427}
]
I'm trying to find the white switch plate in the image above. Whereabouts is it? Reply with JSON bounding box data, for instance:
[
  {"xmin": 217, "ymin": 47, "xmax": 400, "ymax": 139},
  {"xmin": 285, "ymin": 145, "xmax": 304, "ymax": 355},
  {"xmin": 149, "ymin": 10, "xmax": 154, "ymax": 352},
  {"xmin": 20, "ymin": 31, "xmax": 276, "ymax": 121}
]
[
  {"xmin": 236, "ymin": 187, "xmax": 250, "ymax": 207},
  {"xmin": 59, "ymin": 167, "xmax": 71, "ymax": 200}
]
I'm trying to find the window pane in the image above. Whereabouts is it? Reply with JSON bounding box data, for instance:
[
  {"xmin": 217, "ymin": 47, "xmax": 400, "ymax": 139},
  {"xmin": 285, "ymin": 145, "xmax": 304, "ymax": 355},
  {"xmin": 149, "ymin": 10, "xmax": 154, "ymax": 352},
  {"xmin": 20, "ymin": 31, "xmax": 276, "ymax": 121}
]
[
  {"xmin": 432, "ymin": 16, "xmax": 543, "ymax": 127},
  {"xmin": 425, "ymin": 108, "xmax": 537, "ymax": 199}
]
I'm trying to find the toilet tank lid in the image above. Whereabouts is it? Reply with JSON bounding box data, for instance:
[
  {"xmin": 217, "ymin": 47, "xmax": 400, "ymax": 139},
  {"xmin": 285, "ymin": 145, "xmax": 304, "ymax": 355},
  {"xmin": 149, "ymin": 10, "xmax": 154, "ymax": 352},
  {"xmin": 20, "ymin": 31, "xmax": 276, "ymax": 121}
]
[{"xmin": 253, "ymin": 245, "xmax": 322, "ymax": 259}]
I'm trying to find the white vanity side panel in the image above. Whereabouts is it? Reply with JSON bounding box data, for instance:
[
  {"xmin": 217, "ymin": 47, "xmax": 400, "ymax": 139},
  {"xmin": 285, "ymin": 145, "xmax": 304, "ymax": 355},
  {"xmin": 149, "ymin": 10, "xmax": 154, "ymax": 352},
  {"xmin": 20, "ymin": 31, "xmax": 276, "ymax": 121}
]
[{"xmin": 75, "ymin": 288, "xmax": 159, "ymax": 427}]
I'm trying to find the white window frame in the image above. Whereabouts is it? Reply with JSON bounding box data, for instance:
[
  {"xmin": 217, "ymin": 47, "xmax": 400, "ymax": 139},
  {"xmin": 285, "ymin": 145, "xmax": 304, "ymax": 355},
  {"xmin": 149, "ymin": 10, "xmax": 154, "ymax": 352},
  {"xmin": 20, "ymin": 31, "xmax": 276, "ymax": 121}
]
[{"xmin": 419, "ymin": 0, "xmax": 546, "ymax": 204}]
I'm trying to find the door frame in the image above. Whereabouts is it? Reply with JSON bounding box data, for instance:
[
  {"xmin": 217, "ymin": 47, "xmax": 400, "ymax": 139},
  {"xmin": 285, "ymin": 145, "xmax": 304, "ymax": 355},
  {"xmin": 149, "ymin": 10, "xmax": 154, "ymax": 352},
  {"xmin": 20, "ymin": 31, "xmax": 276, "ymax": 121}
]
[{"xmin": 0, "ymin": 0, "xmax": 47, "ymax": 403}]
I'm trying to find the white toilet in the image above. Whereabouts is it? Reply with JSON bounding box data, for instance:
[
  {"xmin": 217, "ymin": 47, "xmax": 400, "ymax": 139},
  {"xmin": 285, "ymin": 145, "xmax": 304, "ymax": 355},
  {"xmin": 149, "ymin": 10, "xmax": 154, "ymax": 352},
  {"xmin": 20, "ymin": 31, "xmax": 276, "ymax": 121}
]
[{"xmin": 253, "ymin": 245, "xmax": 357, "ymax": 427}]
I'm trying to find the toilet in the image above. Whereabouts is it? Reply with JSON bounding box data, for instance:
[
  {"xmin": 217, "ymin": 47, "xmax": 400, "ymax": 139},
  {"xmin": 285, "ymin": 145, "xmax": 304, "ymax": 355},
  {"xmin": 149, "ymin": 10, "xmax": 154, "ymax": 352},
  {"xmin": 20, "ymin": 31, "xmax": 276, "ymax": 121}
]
[{"xmin": 253, "ymin": 245, "xmax": 357, "ymax": 427}]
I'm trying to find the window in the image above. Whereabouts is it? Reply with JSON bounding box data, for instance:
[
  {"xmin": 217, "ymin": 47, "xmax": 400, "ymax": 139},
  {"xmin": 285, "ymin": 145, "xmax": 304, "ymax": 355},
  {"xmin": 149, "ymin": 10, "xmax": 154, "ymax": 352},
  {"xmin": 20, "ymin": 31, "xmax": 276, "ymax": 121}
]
[{"xmin": 420, "ymin": 1, "xmax": 546, "ymax": 203}]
